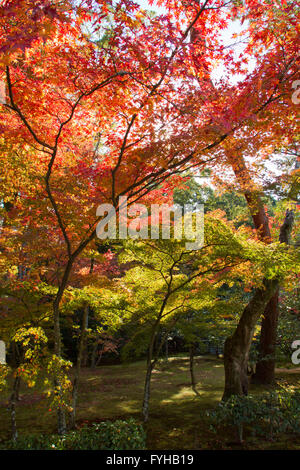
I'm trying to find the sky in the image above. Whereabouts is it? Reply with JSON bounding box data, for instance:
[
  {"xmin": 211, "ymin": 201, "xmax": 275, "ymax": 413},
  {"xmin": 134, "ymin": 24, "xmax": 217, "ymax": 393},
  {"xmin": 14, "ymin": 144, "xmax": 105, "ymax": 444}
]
[
  {"xmin": 137, "ymin": 0, "xmax": 166, "ymax": 15},
  {"xmin": 135, "ymin": 0, "xmax": 254, "ymax": 84},
  {"xmin": 134, "ymin": 1, "xmax": 280, "ymax": 185}
]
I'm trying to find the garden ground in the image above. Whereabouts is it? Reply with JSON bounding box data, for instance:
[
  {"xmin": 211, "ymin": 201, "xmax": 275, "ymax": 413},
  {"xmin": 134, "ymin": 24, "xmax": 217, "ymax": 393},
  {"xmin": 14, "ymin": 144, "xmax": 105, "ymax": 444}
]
[{"xmin": 1, "ymin": 355, "xmax": 300, "ymax": 450}]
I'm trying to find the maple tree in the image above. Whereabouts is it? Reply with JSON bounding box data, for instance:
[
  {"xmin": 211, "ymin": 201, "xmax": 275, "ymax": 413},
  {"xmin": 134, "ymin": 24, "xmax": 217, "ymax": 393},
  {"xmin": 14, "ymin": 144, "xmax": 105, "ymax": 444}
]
[
  {"xmin": 0, "ymin": 0, "xmax": 299, "ymax": 436},
  {"xmin": 0, "ymin": 0, "xmax": 232, "ymax": 431},
  {"xmin": 180, "ymin": 0, "xmax": 299, "ymax": 394},
  {"xmin": 108, "ymin": 212, "xmax": 297, "ymax": 420}
]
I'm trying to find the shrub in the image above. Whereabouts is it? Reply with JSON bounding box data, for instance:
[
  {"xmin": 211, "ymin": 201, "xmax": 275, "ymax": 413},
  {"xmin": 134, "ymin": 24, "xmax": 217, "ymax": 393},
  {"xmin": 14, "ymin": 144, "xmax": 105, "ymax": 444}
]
[
  {"xmin": 207, "ymin": 390, "xmax": 300, "ymax": 443},
  {"xmin": 0, "ymin": 418, "xmax": 146, "ymax": 450}
]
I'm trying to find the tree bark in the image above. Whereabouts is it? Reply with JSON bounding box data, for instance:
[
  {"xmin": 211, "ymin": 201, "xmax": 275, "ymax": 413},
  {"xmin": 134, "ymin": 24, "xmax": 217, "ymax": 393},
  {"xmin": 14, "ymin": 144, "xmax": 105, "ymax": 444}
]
[
  {"xmin": 142, "ymin": 321, "xmax": 177, "ymax": 421},
  {"xmin": 189, "ymin": 343, "xmax": 199, "ymax": 396},
  {"xmin": 223, "ymin": 208, "xmax": 294, "ymax": 399},
  {"xmin": 227, "ymin": 152, "xmax": 279, "ymax": 385},
  {"xmin": 252, "ymin": 291, "xmax": 279, "ymax": 384},
  {"xmin": 165, "ymin": 337, "xmax": 168, "ymax": 361},
  {"xmin": 142, "ymin": 323, "xmax": 157, "ymax": 423},
  {"xmin": 53, "ymin": 299, "xmax": 66, "ymax": 435},
  {"xmin": 253, "ymin": 209, "xmax": 294, "ymax": 383},
  {"xmin": 90, "ymin": 335, "xmax": 99, "ymax": 369},
  {"xmin": 10, "ymin": 374, "xmax": 21, "ymax": 442},
  {"xmin": 70, "ymin": 304, "xmax": 89, "ymax": 429},
  {"xmin": 223, "ymin": 278, "xmax": 279, "ymax": 400},
  {"xmin": 52, "ymin": 257, "xmax": 76, "ymax": 435},
  {"xmin": 96, "ymin": 344, "xmax": 104, "ymax": 367},
  {"xmin": 142, "ymin": 361, "xmax": 153, "ymax": 423}
]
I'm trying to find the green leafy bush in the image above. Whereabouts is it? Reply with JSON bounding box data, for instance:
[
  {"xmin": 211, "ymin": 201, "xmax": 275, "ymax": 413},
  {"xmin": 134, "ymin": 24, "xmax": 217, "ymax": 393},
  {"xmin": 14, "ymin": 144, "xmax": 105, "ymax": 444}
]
[
  {"xmin": 207, "ymin": 390, "xmax": 300, "ymax": 443},
  {"xmin": 1, "ymin": 418, "xmax": 146, "ymax": 450}
]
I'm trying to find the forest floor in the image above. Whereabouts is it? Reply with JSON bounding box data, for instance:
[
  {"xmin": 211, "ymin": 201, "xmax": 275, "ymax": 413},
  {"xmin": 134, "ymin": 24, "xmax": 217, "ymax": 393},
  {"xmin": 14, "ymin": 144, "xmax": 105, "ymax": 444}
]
[{"xmin": 1, "ymin": 355, "xmax": 300, "ymax": 450}]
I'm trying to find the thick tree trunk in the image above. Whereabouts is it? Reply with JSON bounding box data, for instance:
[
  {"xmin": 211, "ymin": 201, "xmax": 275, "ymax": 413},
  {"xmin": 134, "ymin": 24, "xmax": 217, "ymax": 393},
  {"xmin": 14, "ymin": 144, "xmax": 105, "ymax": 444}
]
[
  {"xmin": 252, "ymin": 291, "xmax": 279, "ymax": 384},
  {"xmin": 227, "ymin": 152, "xmax": 279, "ymax": 385},
  {"xmin": 253, "ymin": 209, "xmax": 294, "ymax": 383},
  {"xmin": 223, "ymin": 278, "xmax": 279, "ymax": 400},
  {"xmin": 223, "ymin": 209, "xmax": 294, "ymax": 399},
  {"xmin": 70, "ymin": 304, "xmax": 89, "ymax": 429}
]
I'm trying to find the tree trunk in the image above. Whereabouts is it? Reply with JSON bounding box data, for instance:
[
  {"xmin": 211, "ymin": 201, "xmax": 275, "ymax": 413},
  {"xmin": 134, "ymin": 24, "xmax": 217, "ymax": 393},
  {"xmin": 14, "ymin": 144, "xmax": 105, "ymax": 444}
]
[
  {"xmin": 223, "ymin": 208, "xmax": 294, "ymax": 399},
  {"xmin": 223, "ymin": 278, "xmax": 279, "ymax": 400},
  {"xmin": 96, "ymin": 344, "xmax": 104, "ymax": 367},
  {"xmin": 189, "ymin": 343, "xmax": 199, "ymax": 396},
  {"xmin": 141, "ymin": 323, "xmax": 176, "ymax": 421},
  {"xmin": 142, "ymin": 361, "xmax": 153, "ymax": 423},
  {"xmin": 142, "ymin": 325, "xmax": 158, "ymax": 423},
  {"xmin": 227, "ymin": 152, "xmax": 279, "ymax": 385},
  {"xmin": 52, "ymin": 258, "xmax": 75, "ymax": 435},
  {"xmin": 81, "ymin": 306, "xmax": 89, "ymax": 367},
  {"xmin": 252, "ymin": 291, "xmax": 279, "ymax": 384},
  {"xmin": 10, "ymin": 374, "xmax": 21, "ymax": 442},
  {"xmin": 90, "ymin": 336, "xmax": 99, "ymax": 369},
  {"xmin": 11, "ymin": 343, "xmax": 21, "ymax": 400},
  {"xmin": 228, "ymin": 152, "xmax": 297, "ymax": 385},
  {"xmin": 53, "ymin": 300, "xmax": 66, "ymax": 435},
  {"xmin": 253, "ymin": 209, "xmax": 294, "ymax": 383},
  {"xmin": 15, "ymin": 375, "xmax": 21, "ymax": 401},
  {"xmin": 165, "ymin": 338, "xmax": 168, "ymax": 361},
  {"xmin": 70, "ymin": 304, "xmax": 89, "ymax": 429}
]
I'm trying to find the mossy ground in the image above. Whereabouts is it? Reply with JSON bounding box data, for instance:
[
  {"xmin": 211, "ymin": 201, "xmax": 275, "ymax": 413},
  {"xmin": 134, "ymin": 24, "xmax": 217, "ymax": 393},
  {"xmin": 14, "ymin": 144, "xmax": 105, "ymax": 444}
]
[{"xmin": 1, "ymin": 355, "xmax": 300, "ymax": 449}]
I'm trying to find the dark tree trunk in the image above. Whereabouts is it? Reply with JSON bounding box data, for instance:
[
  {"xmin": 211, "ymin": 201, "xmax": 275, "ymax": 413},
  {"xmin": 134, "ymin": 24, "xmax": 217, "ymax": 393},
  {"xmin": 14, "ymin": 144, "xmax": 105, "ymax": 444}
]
[
  {"xmin": 227, "ymin": 153, "xmax": 280, "ymax": 385},
  {"xmin": 189, "ymin": 344, "xmax": 199, "ymax": 396},
  {"xmin": 11, "ymin": 343, "xmax": 21, "ymax": 400},
  {"xmin": 142, "ymin": 322, "xmax": 163, "ymax": 423},
  {"xmin": 52, "ymin": 258, "xmax": 75, "ymax": 435},
  {"xmin": 252, "ymin": 291, "xmax": 279, "ymax": 384},
  {"xmin": 81, "ymin": 306, "xmax": 89, "ymax": 367},
  {"xmin": 15, "ymin": 375, "xmax": 21, "ymax": 401},
  {"xmin": 53, "ymin": 300, "xmax": 67, "ymax": 435},
  {"xmin": 142, "ymin": 323, "xmax": 157, "ymax": 423},
  {"xmin": 95, "ymin": 345, "xmax": 104, "ymax": 367},
  {"xmin": 142, "ymin": 321, "xmax": 177, "ymax": 421},
  {"xmin": 70, "ymin": 304, "xmax": 89, "ymax": 429},
  {"xmin": 90, "ymin": 336, "xmax": 99, "ymax": 369},
  {"xmin": 142, "ymin": 361, "xmax": 153, "ymax": 423},
  {"xmin": 253, "ymin": 209, "xmax": 294, "ymax": 383},
  {"xmin": 165, "ymin": 338, "xmax": 168, "ymax": 361},
  {"xmin": 10, "ymin": 374, "xmax": 21, "ymax": 442},
  {"xmin": 52, "ymin": 254, "xmax": 95, "ymax": 434},
  {"xmin": 223, "ymin": 278, "xmax": 279, "ymax": 400},
  {"xmin": 223, "ymin": 209, "xmax": 294, "ymax": 399}
]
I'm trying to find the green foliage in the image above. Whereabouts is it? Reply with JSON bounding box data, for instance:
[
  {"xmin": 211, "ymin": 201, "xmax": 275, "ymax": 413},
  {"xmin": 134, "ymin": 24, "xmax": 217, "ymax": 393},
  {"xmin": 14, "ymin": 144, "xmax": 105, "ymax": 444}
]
[
  {"xmin": 0, "ymin": 364, "xmax": 10, "ymax": 392},
  {"xmin": 207, "ymin": 390, "xmax": 300, "ymax": 442},
  {"xmin": 43, "ymin": 354, "xmax": 73, "ymax": 412},
  {"xmin": 0, "ymin": 418, "xmax": 146, "ymax": 450},
  {"xmin": 276, "ymin": 290, "xmax": 300, "ymax": 361},
  {"xmin": 116, "ymin": 211, "xmax": 298, "ymax": 362},
  {"xmin": 0, "ymin": 282, "xmax": 56, "ymax": 343},
  {"xmin": 173, "ymin": 174, "xmax": 252, "ymax": 227}
]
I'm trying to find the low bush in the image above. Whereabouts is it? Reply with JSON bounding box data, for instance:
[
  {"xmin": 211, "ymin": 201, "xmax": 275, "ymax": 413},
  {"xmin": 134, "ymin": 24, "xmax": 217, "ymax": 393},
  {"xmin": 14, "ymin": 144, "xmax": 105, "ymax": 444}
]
[
  {"xmin": 0, "ymin": 418, "xmax": 146, "ymax": 450},
  {"xmin": 207, "ymin": 390, "xmax": 300, "ymax": 443}
]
